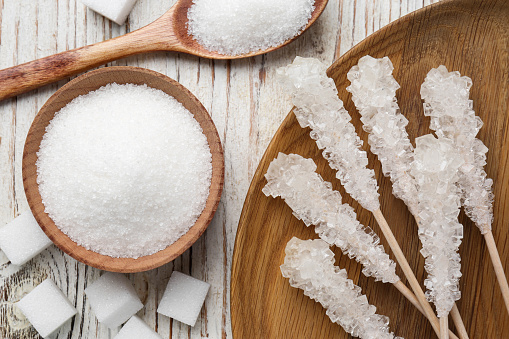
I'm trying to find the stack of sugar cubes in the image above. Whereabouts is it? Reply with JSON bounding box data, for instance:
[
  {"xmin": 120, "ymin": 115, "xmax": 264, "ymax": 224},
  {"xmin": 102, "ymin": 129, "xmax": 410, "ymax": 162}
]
[
  {"xmin": 80, "ymin": 0, "xmax": 138, "ymax": 25},
  {"xmin": 2, "ymin": 211, "xmax": 211, "ymax": 336}
]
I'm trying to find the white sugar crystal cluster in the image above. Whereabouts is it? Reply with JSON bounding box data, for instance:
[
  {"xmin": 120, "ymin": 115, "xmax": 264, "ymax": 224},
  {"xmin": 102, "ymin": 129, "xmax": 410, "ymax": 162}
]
[
  {"xmin": 421, "ymin": 66, "xmax": 494, "ymax": 233},
  {"xmin": 280, "ymin": 237, "xmax": 402, "ymax": 339},
  {"xmin": 277, "ymin": 57, "xmax": 380, "ymax": 212},
  {"xmin": 263, "ymin": 153, "xmax": 398, "ymax": 284},
  {"xmin": 347, "ymin": 56, "xmax": 418, "ymax": 215},
  {"xmin": 410, "ymin": 135, "xmax": 464, "ymax": 317}
]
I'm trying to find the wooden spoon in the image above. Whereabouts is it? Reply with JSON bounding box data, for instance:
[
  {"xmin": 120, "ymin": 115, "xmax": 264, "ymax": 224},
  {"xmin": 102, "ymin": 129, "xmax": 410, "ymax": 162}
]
[
  {"xmin": 0, "ymin": 0, "xmax": 328, "ymax": 101},
  {"xmin": 22, "ymin": 66, "xmax": 224, "ymax": 273}
]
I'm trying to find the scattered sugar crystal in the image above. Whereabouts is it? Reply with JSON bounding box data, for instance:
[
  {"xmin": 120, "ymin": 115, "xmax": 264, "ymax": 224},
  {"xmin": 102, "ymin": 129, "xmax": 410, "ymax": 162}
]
[
  {"xmin": 80, "ymin": 0, "xmax": 137, "ymax": 25},
  {"xmin": 421, "ymin": 66, "xmax": 493, "ymax": 233},
  {"xmin": 277, "ymin": 57, "xmax": 380, "ymax": 212},
  {"xmin": 114, "ymin": 316, "xmax": 162, "ymax": 339},
  {"xmin": 0, "ymin": 210, "xmax": 53, "ymax": 266},
  {"xmin": 187, "ymin": 0, "xmax": 315, "ymax": 55},
  {"xmin": 347, "ymin": 56, "xmax": 419, "ymax": 215},
  {"xmin": 16, "ymin": 279, "xmax": 77, "ymax": 338},
  {"xmin": 281, "ymin": 237, "xmax": 402, "ymax": 339},
  {"xmin": 85, "ymin": 272, "xmax": 143, "ymax": 328},
  {"xmin": 157, "ymin": 271, "xmax": 210, "ymax": 327},
  {"xmin": 36, "ymin": 83, "xmax": 212, "ymax": 258},
  {"xmin": 410, "ymin": 134, "xmax": 464, "ymax": 317},
  {"xmin": 264, "ymin": 153, "xmax": 398, "ymax": 283}
]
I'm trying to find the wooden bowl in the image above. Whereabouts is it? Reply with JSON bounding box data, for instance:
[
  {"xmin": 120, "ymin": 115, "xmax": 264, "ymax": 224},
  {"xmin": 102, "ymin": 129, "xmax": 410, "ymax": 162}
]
[{"xmin": 22, "ymin": 66, "xmax": 224, "ymax": 273}]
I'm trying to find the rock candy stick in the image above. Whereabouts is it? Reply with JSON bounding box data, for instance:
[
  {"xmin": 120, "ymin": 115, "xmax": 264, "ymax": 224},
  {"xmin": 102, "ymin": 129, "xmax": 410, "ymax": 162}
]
[
  {"xmin": 280, "ymin": 237, "xmax": 402, "ymax": 339},
  {"xmin": 421, "ymin": 66, "xmax": 509, "ymax": 314},
  {"xmin": 263, "ymin": 153, "xmax": 459, "ymax": 339},
  {"xmin": 410, "ymin": 135, "xmax": 465, "ymax": 338},
  {"xmin": 276, "ymin": 57, "xmax": 444, "ymax": 338},
  {"xmin": 346, "ymin": 56, "xmax": 468, "ymax": 338},
  {"xmin": 346, "ymin": 55, "xmax": 418, "ymax": 216}
]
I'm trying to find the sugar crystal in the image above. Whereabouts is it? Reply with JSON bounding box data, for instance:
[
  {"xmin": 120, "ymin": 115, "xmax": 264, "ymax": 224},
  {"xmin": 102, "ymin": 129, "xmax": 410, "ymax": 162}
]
[
  {"xmin": 281, "ymin": 237, "xmax": 402, "ymax": 339},
  {"xmin": 157, "ymin": 271, "xmax": 210, "ymax": 327},
  {"xmin": 264, "ymin": 153, "xmax": 398, "ymax": 284},
  {"xmin": 277, "ymin": 57, "xmax": 380, "ymax": 212},
  {"xmin": 410, "ymin": 134, "xmax": 463, "ymax": 317},
  {"xmin": 187, "ymin": 0, "xmax": 315, "ymax": 55},
  {"xmin": 16, "ymin": 279, "xmax": 77, "ymax": 338},
  {"xmin": 36, "ymin": 83, "xmax": 212, "ymax": 258},
  {"xmin": 85, "ymin": 272, "xmax": 143, "ymax": 328},
  {"xmin": 421, "ymin": 66, "xmax": 494, "ymax": 233},
  {"xmin": 0, "ymin": 210, "xmax": 53, "ymax": 266},
  {"xmin": 114, "ymin": 316, "xmax": 162, "ymax": 339},
  {"xmin": 347, "ymin": 55, "xmax": 419, "ymax": 215}
]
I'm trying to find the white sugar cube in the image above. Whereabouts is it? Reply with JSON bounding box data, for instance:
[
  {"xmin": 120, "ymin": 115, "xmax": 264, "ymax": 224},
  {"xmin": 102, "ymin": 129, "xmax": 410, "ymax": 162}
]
[
  {"xmin": 114, "ymin": 316, "xmax": 162, "ymax": 339},
  {"xmin": 157, "ymin": 271, "xmax": 210, "ymax": 327},
  {"xmin": 0, "ymin": 210, "xmax": 53, "ymax": 265},
  {"xmin": 81, "ymin": 0, "xmax": 138, "ymax": 25},
  {"xmin": 16, "ymin": 279, "xmax": 77, "ymax": 338},
  {"xmin": 85, "ymin": 272, "xmax": 143, "ymax": 328}
]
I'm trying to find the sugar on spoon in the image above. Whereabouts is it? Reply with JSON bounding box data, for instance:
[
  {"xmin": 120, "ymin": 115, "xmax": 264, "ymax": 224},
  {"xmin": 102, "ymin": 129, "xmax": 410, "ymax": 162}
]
[{"xmin": 0, "ymin": 0, "xmax": 328, "ymax": 101}]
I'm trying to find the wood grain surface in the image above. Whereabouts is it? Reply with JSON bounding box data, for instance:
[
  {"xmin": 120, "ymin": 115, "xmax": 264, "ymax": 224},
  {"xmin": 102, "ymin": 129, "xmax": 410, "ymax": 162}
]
[
  {"xmin": 0, "ymin": 1, "xmax": 441, "ymax": 338},
  {"xmin": 231, "ymin": 0, "xmax": 509, "ymax": 338},
  {"xmin": 0, "ymin": 0, "xmax": 329, "ymax": 102},
  {"xmin": 22, "ymin": 67, "xmax": 224, "ymax": 273}
]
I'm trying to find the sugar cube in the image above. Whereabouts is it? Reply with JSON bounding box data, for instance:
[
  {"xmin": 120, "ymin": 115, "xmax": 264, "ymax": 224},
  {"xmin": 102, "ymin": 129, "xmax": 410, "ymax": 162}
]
[
  {"xmin": 16, "ymin": 279, "xmax": 77, "ymax": 338},
  {"xmin": 114, "ymin": 316, "xmax": 162, "ymax": 339},
  {"xmin": 0, "ymin": 210, "xmax": 53, "ymax": 265},
  {"xmin": 80, "ymin": 0, "xmax": 138, "ymax": 25},
  {"xmin": 157, "ymin": 271, "xmax": 210, "ymax": 327},
  {"xmin": 85, "ymin": 272, "xmax": 143, "ymax": 328}
]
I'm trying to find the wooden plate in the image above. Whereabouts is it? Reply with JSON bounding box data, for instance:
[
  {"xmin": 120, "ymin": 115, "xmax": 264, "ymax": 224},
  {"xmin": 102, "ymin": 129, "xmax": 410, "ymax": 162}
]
[
  {"xmin": 231, "ymin": 0, "xmax": 509, "ymax": 338},
  {"xmin": 23, "ymin": 67, "xmax": 224, "ymax": 273}
]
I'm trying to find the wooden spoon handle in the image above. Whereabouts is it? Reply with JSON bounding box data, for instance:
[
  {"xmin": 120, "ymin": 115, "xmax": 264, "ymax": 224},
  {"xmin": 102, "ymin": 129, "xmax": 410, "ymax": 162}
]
[{"xmin": 0, "ymin": 8, "xmax": 180, "ymax": 102}]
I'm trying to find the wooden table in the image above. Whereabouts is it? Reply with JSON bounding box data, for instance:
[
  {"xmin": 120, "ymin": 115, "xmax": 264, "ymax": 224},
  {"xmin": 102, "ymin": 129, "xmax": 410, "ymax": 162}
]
[{"xmin": 0, "ymin": 1, "xmax": 440, "ymax": 338}]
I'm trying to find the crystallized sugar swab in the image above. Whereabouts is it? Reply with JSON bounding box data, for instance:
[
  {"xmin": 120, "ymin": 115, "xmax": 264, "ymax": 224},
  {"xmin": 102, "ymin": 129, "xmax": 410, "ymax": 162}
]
[
  {"xmin": 264, "ymin": 153, "xmax": 398, "ymax": 283},
  {"xmin": 346, "ymin": 55, "xmax": 419, "ymax": 216},
  {"xmin": 421, "ymin": 66, "xmax": 509, "ymax": 314},
  {"xmin": 277, "ymin": 57, "xmax": 445, "ymax": 338},
  {"xmin": 347, "ymin": 56, "xmax": 468, "ymax": 338},
  {"xmin": 263, "ymin": 153, "xmax": 459, "ymax": 339},
  {"xmin": 410, "ymin": 134, "xmax": 465, "ymax": 339},
  {"xmin": 281, "ymin": 237, "xmax": 402, "ymax": 339}
]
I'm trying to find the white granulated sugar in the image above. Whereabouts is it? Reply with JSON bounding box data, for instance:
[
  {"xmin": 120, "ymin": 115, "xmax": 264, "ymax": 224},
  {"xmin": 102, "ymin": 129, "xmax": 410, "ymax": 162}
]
[
  {"xmin": 187, "ymin": 0, "xmax": 316, "ymax": 55},
  {"xmin": 36, "ymin": 83, "xmax": 212, "ymax": 258},
  {"xmin": 81, "ymin": 0, "xmax": 137, "ymax": 25}
]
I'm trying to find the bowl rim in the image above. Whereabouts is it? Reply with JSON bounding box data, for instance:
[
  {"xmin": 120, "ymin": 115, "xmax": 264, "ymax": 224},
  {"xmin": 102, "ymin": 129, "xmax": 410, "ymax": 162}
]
[{"xmin": 22, "ymin": 66, "xmax": 224, "ymax": 273}]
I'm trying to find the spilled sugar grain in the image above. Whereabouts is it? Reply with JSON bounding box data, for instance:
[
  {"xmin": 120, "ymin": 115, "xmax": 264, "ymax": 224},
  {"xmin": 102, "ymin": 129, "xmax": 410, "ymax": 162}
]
[
  {"xmin": 187, "ymin": 0, "xmax": 315, "ymax": 55},
  {"xmin": 36, "ymin": 83, "xmax": 212, "ymax": 258}
]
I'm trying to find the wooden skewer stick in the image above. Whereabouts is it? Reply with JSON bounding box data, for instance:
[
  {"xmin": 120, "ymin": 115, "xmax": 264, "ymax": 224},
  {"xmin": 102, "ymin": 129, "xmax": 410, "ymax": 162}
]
[
  {"xmin": 440, "ymin": 316, "xmax": 450, "ymax": 339},
  {"xmin": 483, "ymin": 229, "xmax": 509, "ymax": 312},
  {"xmin": 373, "ymin": 209, "xmax": 444, "ymax": 337},
  {"xmin": 450, "ymin": 304, "xmax": 469, "ymax": 339},
  {"xmin": 393, "ymin": 281, "xmax": 459, "ymax": 339}
]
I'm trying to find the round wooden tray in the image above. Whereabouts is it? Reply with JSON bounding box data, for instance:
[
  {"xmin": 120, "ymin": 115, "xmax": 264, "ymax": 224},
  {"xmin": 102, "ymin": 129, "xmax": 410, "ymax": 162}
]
[
  {"xmin": 23, "ymin": 67, "xmax": 224, "ymax": 273},
  {"xmin": 231, "ymin": 0, "xmax": 509, "ymax": 337}
]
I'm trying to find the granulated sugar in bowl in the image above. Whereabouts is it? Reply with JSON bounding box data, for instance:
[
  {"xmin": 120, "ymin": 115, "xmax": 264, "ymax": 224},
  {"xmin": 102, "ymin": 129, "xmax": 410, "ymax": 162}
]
[{"xmin": 23, "ymin": 67, "xmax": 224, "ymax": 272}]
